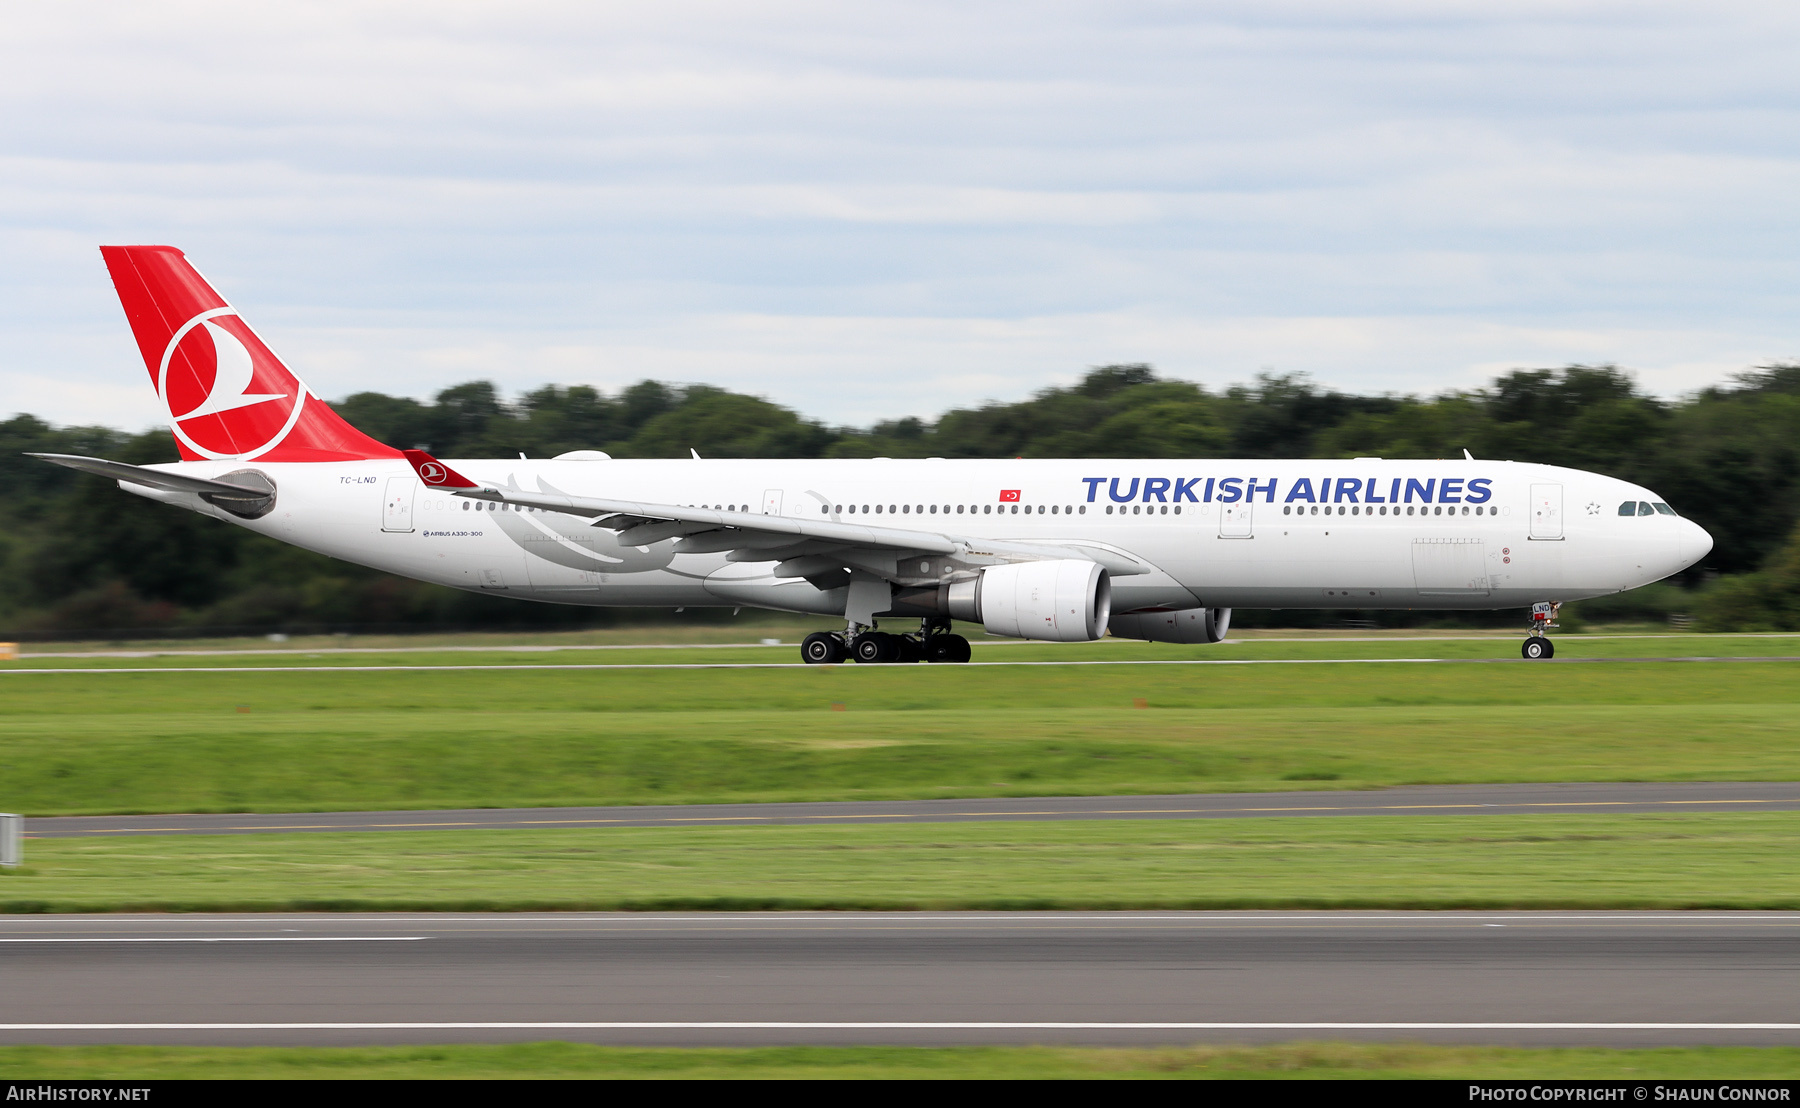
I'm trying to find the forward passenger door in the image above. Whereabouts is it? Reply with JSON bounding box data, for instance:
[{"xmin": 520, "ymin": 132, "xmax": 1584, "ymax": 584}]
[{"xmin": 1530, "ymin": 484, "xmax": 1563, "ymax": 540}]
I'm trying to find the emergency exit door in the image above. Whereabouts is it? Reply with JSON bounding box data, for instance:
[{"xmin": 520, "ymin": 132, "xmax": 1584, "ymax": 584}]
[
  {"xmin": 762, "ymin": 489, "xmax": 784, "ymax": 515},
  {"xmin": 1530, "ymin": 483, "xmax": 1563, "ymax": 539},
  {"xmin": 1219, "ymin": 501, "xmax": 1253, "ymax": 538}
]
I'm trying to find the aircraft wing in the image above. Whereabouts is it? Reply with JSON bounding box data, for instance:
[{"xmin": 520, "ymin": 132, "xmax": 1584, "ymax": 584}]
[{"xmin": 402, "ymin": 450, "xmax": 1149, "ymax": 583}]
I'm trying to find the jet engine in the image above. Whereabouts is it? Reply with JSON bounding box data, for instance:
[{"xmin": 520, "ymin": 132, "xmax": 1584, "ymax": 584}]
[
  {"xmin": 1108, "ymin": 606, "xmax": 1231, "ymax": 644},
  {"xmin": 889, "ymin": 559, "xmax": 1111, "ymax": 642}
]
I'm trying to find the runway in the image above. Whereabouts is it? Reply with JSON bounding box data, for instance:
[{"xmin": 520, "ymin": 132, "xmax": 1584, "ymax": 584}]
[
  {"xmin": 22, "ymin": 632, "xmax": 1798, "ymax": 659},
  {"xmin": 26, "ymin": 781, "xmax": 1800, "ymax": 838},
  {"xmin": 5, "ymin": 655, "xmax": 1800, "ymax": 673},
  {"xmin": 2, "ymin": 912, "xmax": 1798, "ymax": 1046}
]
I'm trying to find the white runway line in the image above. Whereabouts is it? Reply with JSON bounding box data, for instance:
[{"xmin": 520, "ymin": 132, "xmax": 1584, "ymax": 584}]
[
  {"xmin": 2, "ymin": 1021, "xmax": 1798, "ymax": 1031},
  {"xmin": 4, "ymin": 912, "xmax": 1796, "ymax": 925},
  {"xmin": 4, "ymin": 660, "xmax": 1448, "ymax": 674},
  {"xmin": 0, "ymin": 937, "xmax": 428, "ymax": 943},
  {"xmin": 6, "ymin": 657, "xmax": 1798, "ymax": 674}
]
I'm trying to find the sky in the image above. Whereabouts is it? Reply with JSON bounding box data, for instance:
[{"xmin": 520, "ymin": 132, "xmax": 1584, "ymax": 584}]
[{"xmin": 4, "ymin": 1, "xmax": 1800, "ymax": 431}]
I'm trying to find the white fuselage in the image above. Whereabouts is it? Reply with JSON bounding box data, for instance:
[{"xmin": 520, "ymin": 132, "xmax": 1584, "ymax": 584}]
[{"xmin": 128, "ymin": 456, "xmax": 1711, "ymax": 621}]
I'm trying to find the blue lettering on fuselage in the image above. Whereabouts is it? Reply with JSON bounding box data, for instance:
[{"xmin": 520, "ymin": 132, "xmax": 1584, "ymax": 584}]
[{"xmin": 1078, "ymin": 475, "xmax": 1501, "ymax": 506}]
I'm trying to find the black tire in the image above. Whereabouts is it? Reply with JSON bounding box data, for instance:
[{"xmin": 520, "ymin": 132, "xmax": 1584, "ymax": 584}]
[
  {"xmin": 1542, "ymin": 637, "xmax": 1555, "ymax": 659},
  {"xmin": 801, "ymin": 632, "xmax": 845, "ymax": 665},
  {"xmin": 1522, "ymin": 637, "xmax": 1549, "ymax": 660},
  {"xmin": 927, "ymin": 633, "xmax": 972, "ymax": 664},
  {"xmin": 853, "ymin": 632, "xmax": 899, "ymax": 664},
  {"xmin": 895, "ymin": 635, "xmax": 924, "ymax": 663}
]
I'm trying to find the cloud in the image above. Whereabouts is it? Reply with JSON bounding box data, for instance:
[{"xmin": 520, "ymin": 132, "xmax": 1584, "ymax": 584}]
[{"xmin": 2, "ymin": 1, "xmax": 1798, "ymax": 427}]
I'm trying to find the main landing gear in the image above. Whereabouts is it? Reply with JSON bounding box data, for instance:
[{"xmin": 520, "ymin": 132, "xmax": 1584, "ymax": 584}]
[
  {"xmin": 800, "ymin": 619, "xmax": 972, "ymax": 665},
  {"xmin": 1521, "ymin": 601, "xmax": 1560, "ymax": 660}
]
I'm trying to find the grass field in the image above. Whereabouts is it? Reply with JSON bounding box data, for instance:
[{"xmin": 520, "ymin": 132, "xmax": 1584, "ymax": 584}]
[
  {"xmin": 3, "ymin": 1042, "xmax": 1798, "ymax": 1079},
  {"xmin": 4, "ymin": 812, "xmax": 1798, "ymax": 911},
  {"xmin": 1, "ymin": 639, "xmax": 1797, "ymax": 815}
]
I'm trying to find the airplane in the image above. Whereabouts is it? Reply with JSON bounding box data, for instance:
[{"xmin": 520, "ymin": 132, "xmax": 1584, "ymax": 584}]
[{"xmin": 31, "ymin": 245, "xmax": 1713, "ymax": 663}]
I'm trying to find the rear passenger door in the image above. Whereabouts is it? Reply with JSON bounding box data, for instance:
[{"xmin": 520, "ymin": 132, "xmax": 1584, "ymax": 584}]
[{"xmin": 382, "ymin": 477, "xmax": 416, "ymax": 533}]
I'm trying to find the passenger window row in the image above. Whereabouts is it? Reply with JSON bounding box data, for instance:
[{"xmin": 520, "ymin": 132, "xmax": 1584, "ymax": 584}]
[
  {"xmin": 463, "ymin": 501, "xmax": 542, "ymax": 512},
  {"xmin": 823, "ymin": 504, "xmax": 1088, "ymax": 516},
  {"xmin": 1282, "ymin": 504, "xmax": 1495, "ymax": 517}
]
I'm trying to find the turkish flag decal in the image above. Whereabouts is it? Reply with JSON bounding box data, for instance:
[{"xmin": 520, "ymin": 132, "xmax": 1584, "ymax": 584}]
[{"xmin": 999, "ymin": 489, "xmax": 1021, "ymax": 502}]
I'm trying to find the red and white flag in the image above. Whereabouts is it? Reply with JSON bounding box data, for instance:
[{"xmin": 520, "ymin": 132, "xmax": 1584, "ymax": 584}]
[{"xmin": 999, "ymin": 489, "xmax": 1021, "ymax": 502}]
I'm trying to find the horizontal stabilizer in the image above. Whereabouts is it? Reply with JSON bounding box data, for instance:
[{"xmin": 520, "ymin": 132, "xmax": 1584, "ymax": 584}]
[{"xmin": 27, "ymin": 453, "xmax": 273, "ymax": 502}]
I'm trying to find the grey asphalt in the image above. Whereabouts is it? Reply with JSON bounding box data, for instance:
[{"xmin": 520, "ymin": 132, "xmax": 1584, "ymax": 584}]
[
  {"xmin": 25, "ymin": 781, "xmax": 1800, "ymax": 838},
  {"xmin": 2, "ymin": 911, "xmax": 1798, "ymax": 1046}
]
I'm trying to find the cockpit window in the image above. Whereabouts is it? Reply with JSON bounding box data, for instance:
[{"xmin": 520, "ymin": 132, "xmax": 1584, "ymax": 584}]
[
  {"xmin": 1618, "ymin": 501, "xmax": 1637, "ymax": 516},
  {"xmin": 1653, "ymin": 502, "xmax": 1678, "ymax": 516},
  {"xmin": 1638, "ymin": 501, "xmax": 1655, "ymax": 516}
]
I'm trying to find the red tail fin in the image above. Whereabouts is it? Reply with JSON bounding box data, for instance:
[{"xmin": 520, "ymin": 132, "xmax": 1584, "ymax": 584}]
[{"xmin": 100, "ymin": 245, "xmax": 400, "ymax": 462}]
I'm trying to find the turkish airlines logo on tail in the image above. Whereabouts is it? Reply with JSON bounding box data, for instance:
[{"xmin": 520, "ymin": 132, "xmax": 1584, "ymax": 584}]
[
  {"xmin": 401, "ymin": 449, "xmax": 479, "ymax": 489},
  {"xmin": 158, "ymin": 308, "xmax": 306, "ymax": 460}
]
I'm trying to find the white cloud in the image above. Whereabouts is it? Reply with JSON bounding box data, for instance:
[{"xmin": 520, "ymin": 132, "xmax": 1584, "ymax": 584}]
[{"xmin": 3, "ymin": 1, "xmax": 1799, "ymax": 430}]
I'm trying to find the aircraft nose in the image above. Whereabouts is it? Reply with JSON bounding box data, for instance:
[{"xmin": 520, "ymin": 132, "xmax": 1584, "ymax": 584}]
[{"xmin": 1681, "ymin": 519, "xmax": 1713, "ymax": 567}]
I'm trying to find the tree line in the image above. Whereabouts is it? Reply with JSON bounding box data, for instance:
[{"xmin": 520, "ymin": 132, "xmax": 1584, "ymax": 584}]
[{"xmin": 2, "ymin": 363, "xmax": 1796, "ymax": 637}]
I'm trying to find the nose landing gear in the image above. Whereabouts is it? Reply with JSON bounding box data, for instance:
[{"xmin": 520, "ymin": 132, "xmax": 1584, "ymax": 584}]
[{"xmin": 1522, "ymin": 601, "xmax": 1559, "ymax": 660}]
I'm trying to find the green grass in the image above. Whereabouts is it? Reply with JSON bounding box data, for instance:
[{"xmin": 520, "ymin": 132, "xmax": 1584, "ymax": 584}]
[
  {"xmin": 6, "ymin": 812, "xmax": 1800, "ymax": 912},
  {"xmin": 2, "ymin": 655, "xmax": 1798, "ymax": 814},
  {"xmin": 2, "ymin": 1041, "xmax": 1797, "ymax": 1079}
]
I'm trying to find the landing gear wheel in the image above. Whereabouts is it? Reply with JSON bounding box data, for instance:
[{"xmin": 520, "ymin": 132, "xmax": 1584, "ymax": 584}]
[
  {"xmin": 801, "ymin": 632, "xmax": 846, "ymax": 665},
  {"xmin": 1521, "ymin": 637, "xmax": 1554, "ymax": 660},
  {"xmin": 895, "ymin": 635, "xmax": 924, "ymax": 664},
  {"xmin": 853, "ymin": 632, "xmax": 900, "ymax": 664},
  {"xmin": 926, "ymin": 633, "xmax": 972, "ymax": 664}
]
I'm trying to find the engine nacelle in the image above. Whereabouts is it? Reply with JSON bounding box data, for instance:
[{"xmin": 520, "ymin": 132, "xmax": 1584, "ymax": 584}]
[
  {"xmin": 886, "ymin": 560, "xmax": 1111, "ymax": 641},
  {"xmin": 982, "ymin": 560, "xmax": 1115, "ymax": 641},
  {"xmin": 1108, "ymin": 607, "xmax": 1231, "ymax": 644}
]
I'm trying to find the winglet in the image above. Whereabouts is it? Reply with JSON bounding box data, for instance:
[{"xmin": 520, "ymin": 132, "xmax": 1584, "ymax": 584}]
[{"xmin": 402, "ymin": 449, "xmax": 479, "ymax": 489}]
